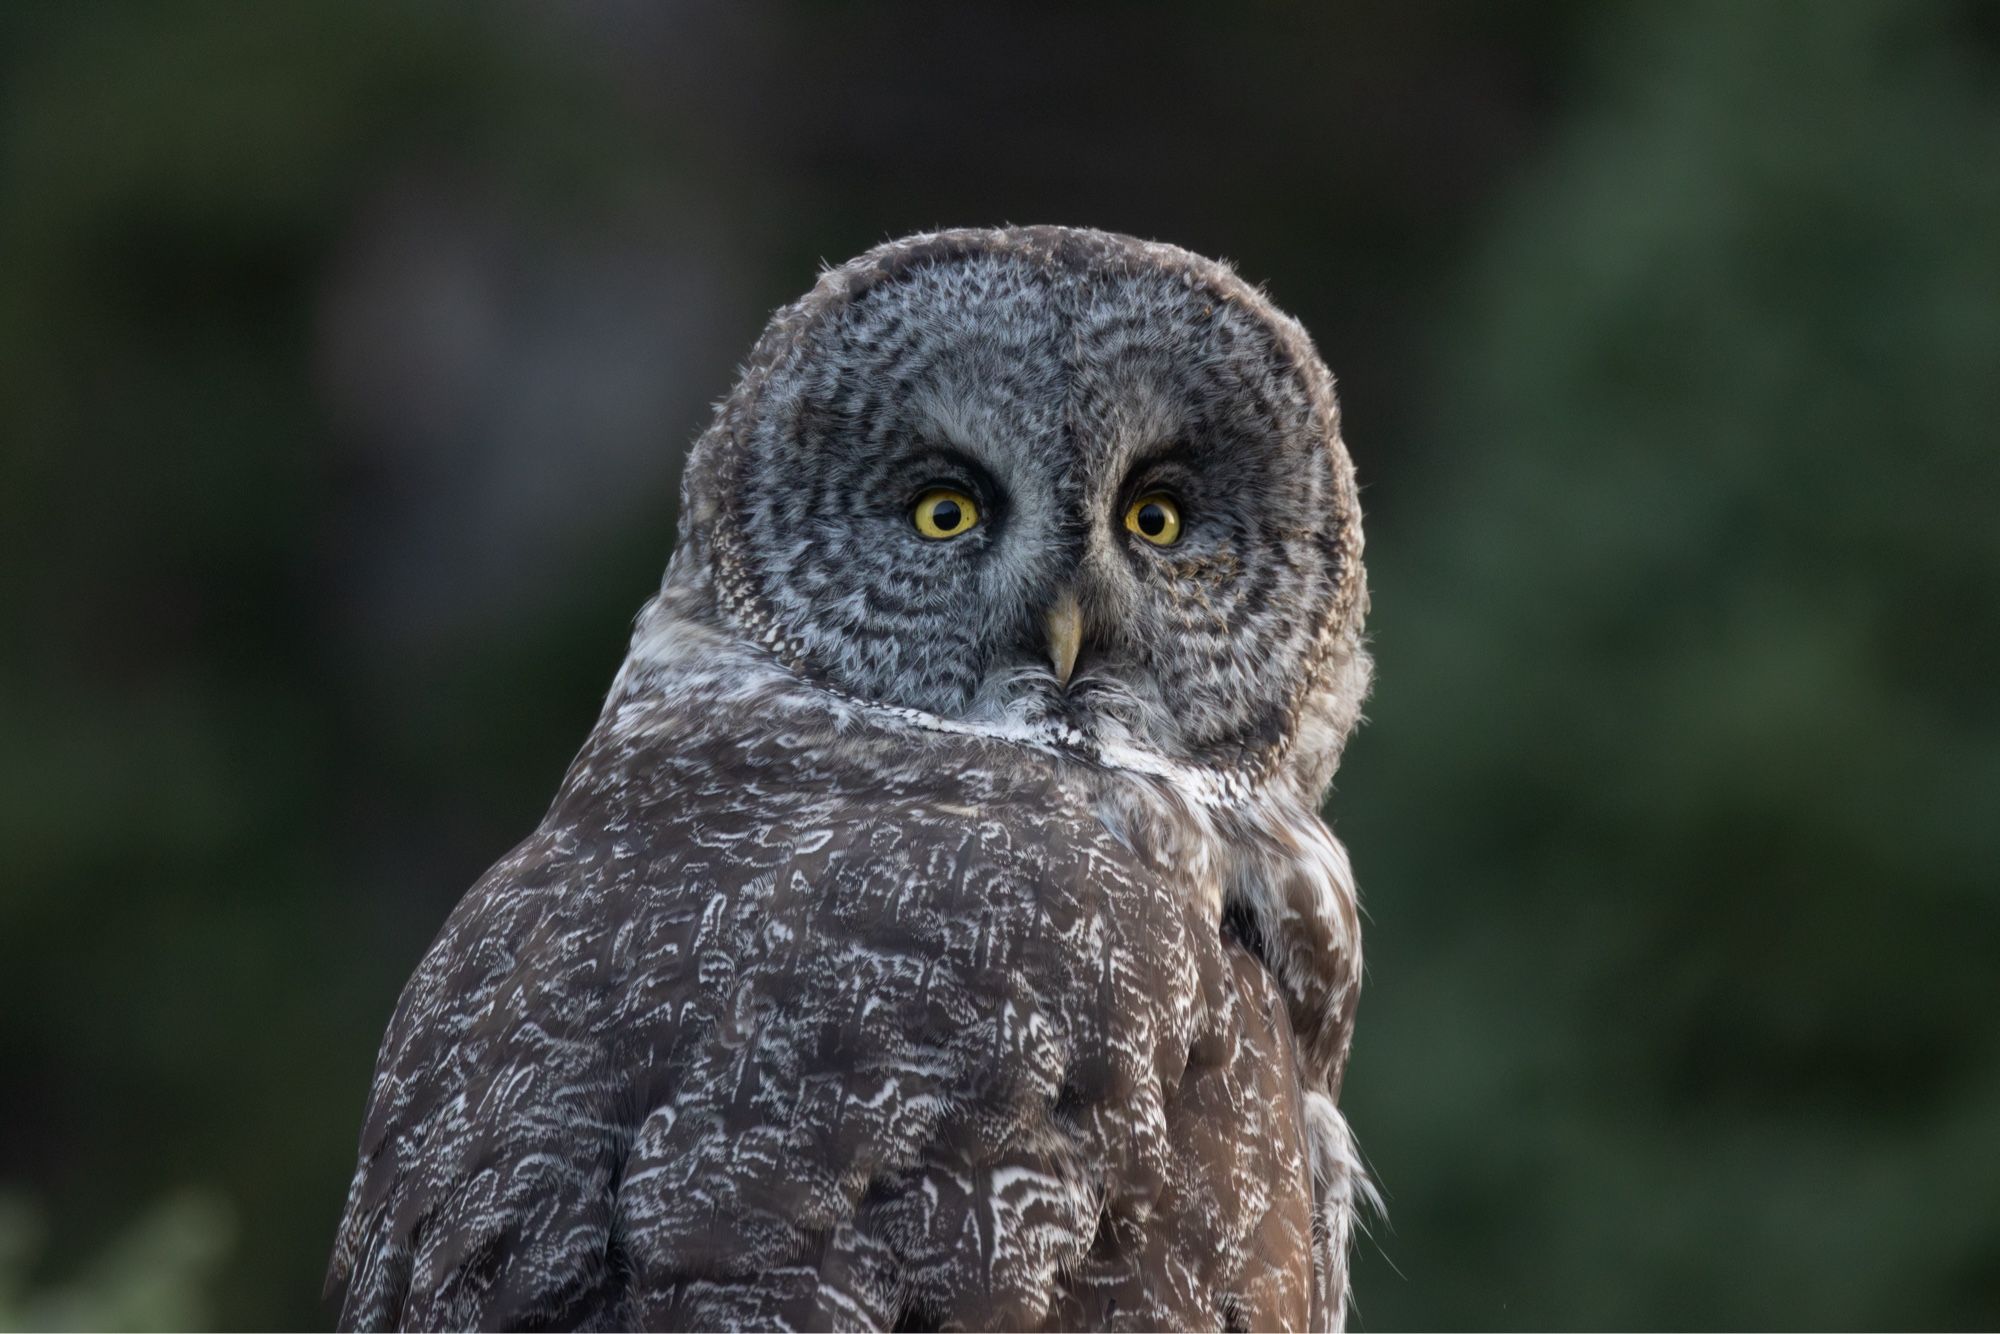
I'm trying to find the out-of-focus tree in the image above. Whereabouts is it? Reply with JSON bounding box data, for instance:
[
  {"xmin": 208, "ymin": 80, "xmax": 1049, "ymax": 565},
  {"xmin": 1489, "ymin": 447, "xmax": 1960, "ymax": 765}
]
[
  {"xmin": 1343, "ymin": 0, "xmax": 2000, "ymax": 1326},
  {"xmin": 0, "ymin": 1192, "xmax": 231, "ymax": 1332}
]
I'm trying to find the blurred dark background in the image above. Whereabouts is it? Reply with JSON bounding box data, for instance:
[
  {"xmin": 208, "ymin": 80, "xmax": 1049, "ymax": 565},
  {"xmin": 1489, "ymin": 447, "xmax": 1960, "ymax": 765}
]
[{"xmin": 3, "ymin": 1, "xmax": 1997, "ymax": 1328}]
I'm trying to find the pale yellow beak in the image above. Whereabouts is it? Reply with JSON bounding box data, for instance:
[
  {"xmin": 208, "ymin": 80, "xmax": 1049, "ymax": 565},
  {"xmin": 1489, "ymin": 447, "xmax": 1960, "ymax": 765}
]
[{"xmin": 1046, "ymin": 593, "xmax": 1083, "ymax": 687}]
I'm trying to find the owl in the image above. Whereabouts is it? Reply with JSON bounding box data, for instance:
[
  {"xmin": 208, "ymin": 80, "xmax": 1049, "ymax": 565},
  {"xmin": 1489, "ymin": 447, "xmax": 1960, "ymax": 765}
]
[{"xmin": 328, "ymin": 226, "xmax": 1373, "ymax": 1332}]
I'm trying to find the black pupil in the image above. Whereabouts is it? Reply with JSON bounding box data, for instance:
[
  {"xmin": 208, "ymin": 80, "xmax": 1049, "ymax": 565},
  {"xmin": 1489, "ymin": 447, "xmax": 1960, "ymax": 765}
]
[
  {"xmin": 1137, "ymin": 502, "xmax": 1168, "ymax": 536},
  {"xmin": 931, "ymin": 499, "xmax": 962, "ymax": 531}
]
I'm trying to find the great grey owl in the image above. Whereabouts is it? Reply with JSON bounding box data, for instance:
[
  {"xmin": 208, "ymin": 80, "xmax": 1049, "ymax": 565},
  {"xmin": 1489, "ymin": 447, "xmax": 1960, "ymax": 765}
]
[{"xmin": 328, "ymin": 226, "xmax": 1373, "ymax": 1332}]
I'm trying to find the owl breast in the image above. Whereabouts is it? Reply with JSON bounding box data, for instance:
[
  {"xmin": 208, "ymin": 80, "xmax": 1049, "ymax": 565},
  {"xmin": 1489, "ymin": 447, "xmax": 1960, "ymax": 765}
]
[{"xmin": 330, "ymin": 659, "xmax": 1356, "ymax": 1331}]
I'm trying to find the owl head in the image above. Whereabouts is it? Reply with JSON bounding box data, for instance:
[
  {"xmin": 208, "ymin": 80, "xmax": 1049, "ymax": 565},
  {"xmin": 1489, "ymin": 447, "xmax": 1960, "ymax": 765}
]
[{"xmin": 661, "ymin": 227, "xmax": 1368, "ymax": 795}]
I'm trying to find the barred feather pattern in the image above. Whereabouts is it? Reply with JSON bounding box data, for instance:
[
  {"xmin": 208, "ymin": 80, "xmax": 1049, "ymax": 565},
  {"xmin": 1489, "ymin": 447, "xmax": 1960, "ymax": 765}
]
[{"xmin": 329, "ymin": 227, "xmax": 1372, "ymax": 1332}]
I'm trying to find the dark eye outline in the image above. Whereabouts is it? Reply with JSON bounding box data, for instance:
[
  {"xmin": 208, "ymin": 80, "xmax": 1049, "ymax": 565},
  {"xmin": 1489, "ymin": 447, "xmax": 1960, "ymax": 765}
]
[
  {"xmin": 1122, "ymin": 490, "xmax": 1184, "ymax": 547},
  {"xmin": 912, "ymin": 487, "xmax": 981, "ymax": 539}
]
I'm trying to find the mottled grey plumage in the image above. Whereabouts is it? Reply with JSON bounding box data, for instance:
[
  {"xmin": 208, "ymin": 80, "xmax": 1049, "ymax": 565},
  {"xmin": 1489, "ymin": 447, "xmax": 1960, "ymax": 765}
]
[{"xmin": 329, "ymin": 226, "xmax": 1374, "ymax": 1332}]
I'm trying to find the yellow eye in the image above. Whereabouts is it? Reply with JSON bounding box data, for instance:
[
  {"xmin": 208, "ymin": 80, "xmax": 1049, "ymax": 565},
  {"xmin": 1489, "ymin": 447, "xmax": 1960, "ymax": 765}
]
[
  {"xmin": 913, "ymin": 488, "xmax": 980, "ymax": 539},
  {"xmin": 1124, "ymin": 493, "xmax": 1182, "ymax": 546}
]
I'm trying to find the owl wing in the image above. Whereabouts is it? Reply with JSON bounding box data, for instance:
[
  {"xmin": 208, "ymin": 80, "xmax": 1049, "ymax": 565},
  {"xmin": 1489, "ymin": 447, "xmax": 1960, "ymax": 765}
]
[
  {"xmin": 326, "ymin": 824, "xmax": 638, "ymax": 1331},
  {"xmin": 328, "ymin": 750, "xmax": 1323, "ymax": 1331}
]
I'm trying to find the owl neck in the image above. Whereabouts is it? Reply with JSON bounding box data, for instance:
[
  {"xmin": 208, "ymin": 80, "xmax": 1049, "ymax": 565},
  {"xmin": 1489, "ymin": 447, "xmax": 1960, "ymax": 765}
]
[{"xmin": 609, "ymin": 600, "xmax": 1363, "ymax": 843}]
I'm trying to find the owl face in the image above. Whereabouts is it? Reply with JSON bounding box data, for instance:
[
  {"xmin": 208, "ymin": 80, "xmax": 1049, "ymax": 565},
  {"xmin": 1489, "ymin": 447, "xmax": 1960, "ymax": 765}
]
[{"xmin": 685, "ymin": 229, "xmax": 1363, "ymax": 775}]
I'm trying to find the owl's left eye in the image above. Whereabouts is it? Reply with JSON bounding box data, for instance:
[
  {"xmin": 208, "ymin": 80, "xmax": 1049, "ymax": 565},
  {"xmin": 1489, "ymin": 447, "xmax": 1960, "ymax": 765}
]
[{"xmin": 912, "ymin": 488, "xmax": 980, "ymax": 539}]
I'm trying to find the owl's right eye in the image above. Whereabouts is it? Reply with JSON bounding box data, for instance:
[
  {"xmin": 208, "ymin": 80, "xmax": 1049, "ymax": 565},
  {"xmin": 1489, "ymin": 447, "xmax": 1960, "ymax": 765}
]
[{"xmin": 912, "ymin": 488, "xmax": 981, "ymax": 539}]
